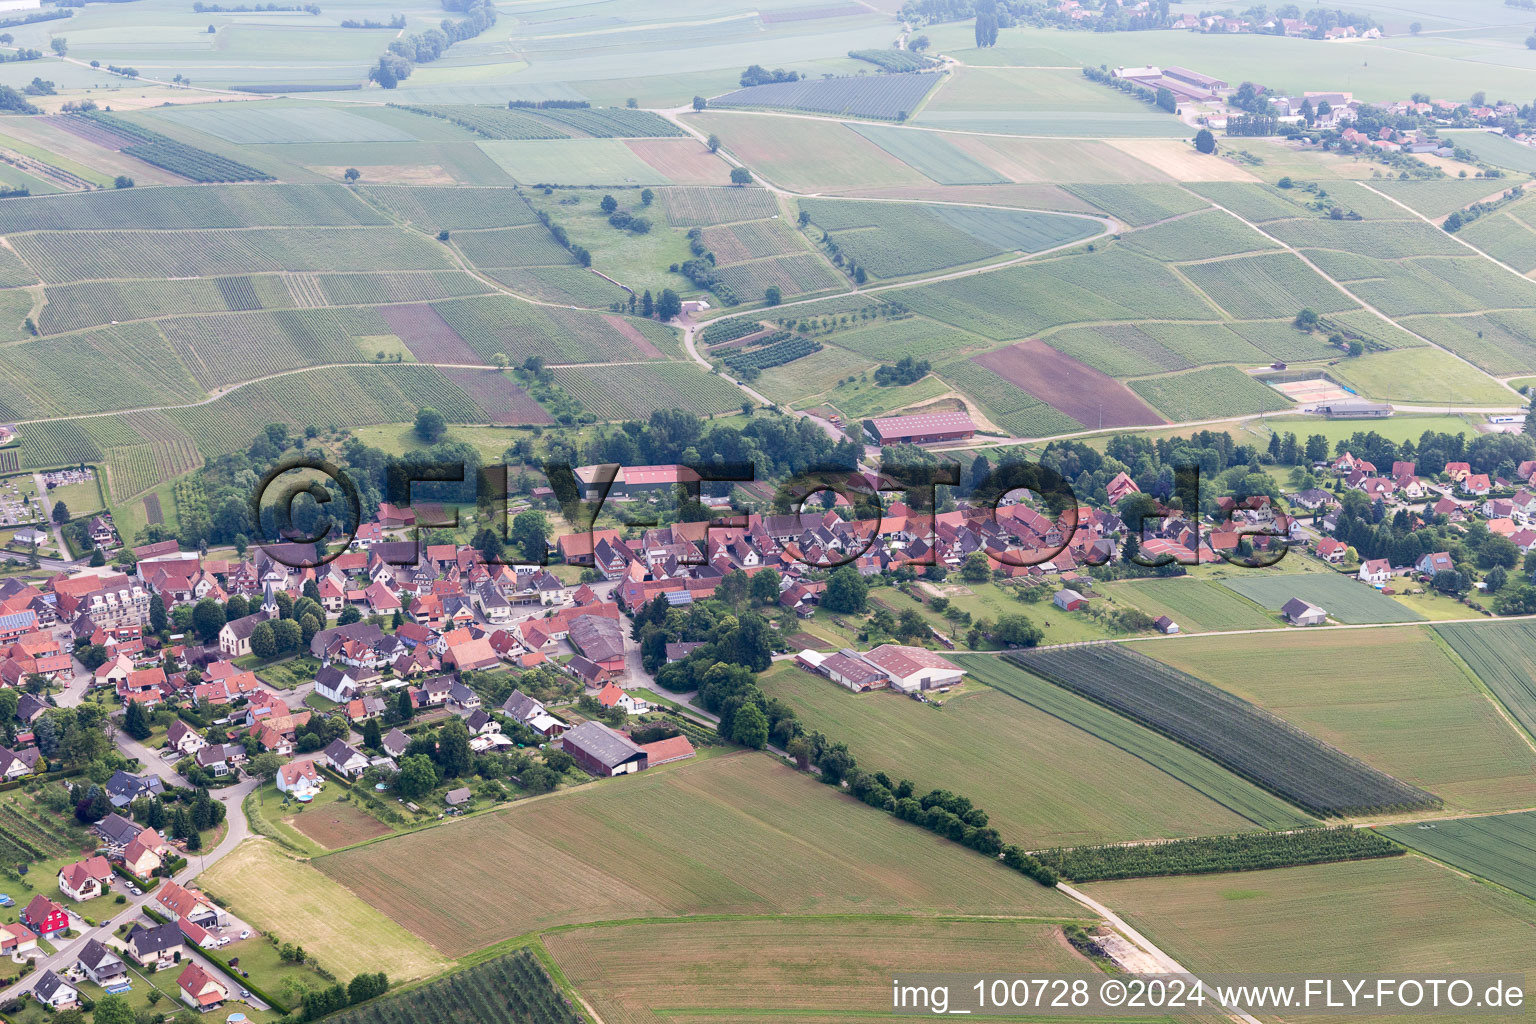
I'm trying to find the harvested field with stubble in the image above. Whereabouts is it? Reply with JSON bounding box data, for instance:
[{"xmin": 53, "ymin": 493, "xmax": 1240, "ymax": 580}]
[
  {"xmin": 314, "ymin": 755, "xmax": 1076, "ymax": 956},
  {"xmin": 546, "ymin": 917, "xmax": 1097, "ymax": 1024},
  {"xmin": 973, "ymin": 339, "xmax": 1164, "ymax": 428}
]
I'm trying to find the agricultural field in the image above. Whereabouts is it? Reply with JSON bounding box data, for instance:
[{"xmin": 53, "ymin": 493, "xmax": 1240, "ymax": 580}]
[
  {"xmin": 655, "ymin": 186, "xmax": 780, "ymax": 226},
  {"xmin": 432, "ymin": 296, "xmax": 677, "ymax": 364},
  {"xmin": 800, "ymin": 198, "xmax": 1099, "ymax": 278},
  {"xmin": 1146, "ymin": 629, "xmax": 1536, "ymax": 815},
  {"xmin": 937, "ymin": 360, "xmax": 1083, "ymax": 437},
  {"xmin": 683, "ymin": 114, "xmax": 929, "ymax": 192},
  {"xmin": 1435, "ymin": 620, "xmax": 1536, "ymax": 740},
  {"xmin": 148, "ymin": 104, "xmax": 418, "ymax": 145},
  {"xmin": 974, "ymin": 340, "xmax": 1165, "ymax": 429},
  {"xmin": 358, "ymin": 185, "xmax": 540, "ymax": 230},
  {"xmin": 1218, "ymin": 571, "xmax": 1426, "ymax": 625},
  {"xmin": 1064, "ymin": 183, "xmax": 1209, "ymax": 226},
  {"xmin": 1331, "ymin": 348, "xmax": 1515, "ymax": 406},
  {"xmin": 847, "ymin": 122, "xmax": 1007, "ymax": 184},
  {"xmin": 478, "ymin": 138, "xmax": 728, "ymax": 186},
  {"xmin": 1455, "ymin": 211, "xmax": 1536, "ymax": 273},
  {"xmin": 1007, "ymin": 645, "xmax": 1440, "ymax": 817},
  {"xmin": 315, "ymin": 755, "xmax": 1075, "ymax": 957},
  {"xmin": 1086, "ymin": 856, "xmax": 1536, "ymax": 1003},
  {"xmin": 757, "ymin": 662, "xmax": 1265, "ymax": 848},
  {"xmin": 711, "ymin": 72, "xmax": 939, "ymax": 120},
  {"xmin": 1378, "ymin": 810, "xmax": 1536, "ymax": 900},
  {"xmin": 1129, "ymin": 366, "xmax": 1294, "ymax": 420},
  {"xmin": 199, "ymin": 840, "xmax": 448, "ymax": 982},
  {"xmin": 957, "ymin": 655, "xmax": 1313, "ymax": 831},
  {"xmin": 548, "ymin": 918, "xmax": 1101, "ymax": 1024},
  {"xmin": 8, "ymin": 321, "xmax": 207, "ymax": 420},
  {"xmin": 1105, "ymin": 577, "xmax": 1275, "ymax": 633},
  {"xmin": 1401, "ymin": 310, "xmax": 1536, "ymax": 376},
  {"xmin": 1179, "ymin": 252, "xmax": 1358, "ymax": 319},
  {"xmin": 1122, "ymin": 210, "xmax": 1278, "ymax": 261},
  {"xmin": 1369, "ymin": 177, "xmax": 1515, "ymax": 218},
  {"xmin": 548, "ymin": 362, "xmax": 749, "ymax": 420},
  {"xmin": 327, "ymin": 950, "xmax": 579, "ymax": 1024}
]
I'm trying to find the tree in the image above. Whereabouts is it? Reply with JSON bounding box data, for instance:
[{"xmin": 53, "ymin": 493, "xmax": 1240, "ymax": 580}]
[
  {"xmin": 398, "ymin": 754, "xmax": 438, "ymax": 798},
  {"xmin": 249, "ymin": 752, "xmax": 284, "ymax": 783},
  {"xmin": 510, "ymin": 510, "xmax": 549, "ymax": 560},
  {"xmin": 764, "ymin": 284, "xmax": 781, "ymax": 306},
  {"xmin": 731, "ymin": 702, "xmax": 768, "ymax": 749},
  {"xmin": 750, "ymin": 567, "xmax": 781, "ymax": 604},
  {"xmin": 93, "ymin": 995, "xmax": 133, "ymax": 1024},
  {"xmin": 729, "ymin": 167, "xmax": 752, "ymax": 185},
  {"xmin": 338, "ymin": 605, "xmax": 362, "ymax": 625},
  {"xmin": 992, "ymin": 613, "xmax": 1043, "ymax": 648},
  {"xmin": 960, "ymin": 551, "xmax": 991, "ymax": 583},
  {"xmin": 414, "ymin": 406, "xmax": 447, "ymax": 442},
  {"xmin": 692, "ymin": 95, "xmax": 706, "ymax": 111},
  {"xmin": 368, "ymin": 53, "xmax": 410, "ymax": 88},
  {"xmin": 600, "ymin": 194, "xmax": 618, "ymax": 214},
  {"xmin": 436, "ymin": 719, "xmax": 473, "ymax": 778},
  {"xmin": 361, "ymin": 718, "xmax": 382, "ymax": 751},
  {"xmin": 641, "ymin": 289, "xmax": 653, "ymax": 317},
  {"xmin": 50, "ymin": 37, "xmax": 65, "ymax": 55},
  {"xmin": 343, "ymin": 167, "xmax": 360, "ymax": 182},
  {"xmin": 655, "ymin": 288, "xmax": 682, "ymax": 320},
  {"xmin": 1409, "ymin": 20, "xmax": 1421, "ymax": 33},
  {"xmin": 706, "ymin": 133, "xmax": 720, "ymax": 153},
  {"xmin": 395, "ymin": 688, "xmax": 414, "ymax": 722},
  {"xmin": 822, "ymin": 565, "xmax": 868, "ymax": 613},
  {"xmin": 191, "ymin": 598, "xmax": 226, "ymax": 643},
  {"xmin": 1194, "ymin": 128, "xmax": 1216, "ymax": 154},
  {"xmin": 1294, "ymin": 308, "xmax": 1320, "ymax": 330},
  {"xmin": 50, "ymin": 499, "xmax": 69, "ymax": 524},
  {"xmin": 272, "ymin": 617, "xmax": 301, "ymax": 653},
  {"xmin": 249, "ymin": 620, "xmax": 277, "ymax": 660},
  {"xmin": 124, "ymin": 700, "xmax": 152, "ymax": 741},
  {"xmin": 641, "ymin": 188, "xmax": 654, "ymax": 205}
]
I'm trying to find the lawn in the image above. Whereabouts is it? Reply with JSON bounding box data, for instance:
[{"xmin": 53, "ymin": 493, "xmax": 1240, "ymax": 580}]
[
  {"xmin": 314, "ymin": 753, "xmax": 1076, "ymax": 957},
  {"xmin": 757, "ymin": 662, "xmax": 1261, "ymax": 849},
  {"xmin": 1084, "ymin": 857, "xmax": 1536, "ymax": 993},
  {"xmin": 546, "ymin": 917, "xmax": 1099, "ymax": 1024},
  {"xmin": 45, "ymin": 474, "xmax": 106, "ymax": 518},
  {"xmin": 1145, "ymin": 628, "xmax": 1536, "ymax": 815},
  {"xmin": 1105, "ymin": 577, "xmax": 1275, "ymax": 633},
  {"xmin": 1217, "ymin": 570, "xmax": 1425, "ymax": 624},
  {"xmin": 1330, "ymin": 348, "xmax": 1516, "ymax": 406},
  {"xmin": 249, "ymin": 784, "xmax": 392, "ymax": 853},
  {"xmin": 198, "ymin": 840, "xmax": 448, "ymax": 983}
]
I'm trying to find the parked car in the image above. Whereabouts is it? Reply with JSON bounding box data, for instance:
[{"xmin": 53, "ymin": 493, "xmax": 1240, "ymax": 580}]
[
  {"xmin": 239, "ymin": 930, "xmax": 251, "ymax": 939},
  {"xmin": 0, "ymin": 894, "xmax": 12, "ymax": 907},
  {"xmin": 240, "ymin": 989, "xmax": 251, "ymax": 1000},
  {"xmin": 126, "ymin": 884, "xmax": 141, "ymax": 896},
  {"xmin": 217, "ymin": 937, "xmax": 231, "ymax": 947}
]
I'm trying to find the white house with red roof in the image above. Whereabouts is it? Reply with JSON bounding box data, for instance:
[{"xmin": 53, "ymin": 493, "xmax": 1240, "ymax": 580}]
[
  {"xmin": 177, "ymin": 962, "xmax": 228, "ymax": 1011},
  {"xmin": 57, "ymin": 856, "xmax": 113, "ymax": 901},
  {"xmin": 861, "ymin": 645, "xmax": 965, "ymax": 693}
]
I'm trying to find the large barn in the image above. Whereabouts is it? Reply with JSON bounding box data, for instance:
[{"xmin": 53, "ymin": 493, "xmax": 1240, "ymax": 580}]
[
  {"xmin": 869, "ymin": 411, "xmax": 976, "ymax": 446},
  {"xmin": 561, "ymin": 721, "xmax": 647, "ymax": 777}
]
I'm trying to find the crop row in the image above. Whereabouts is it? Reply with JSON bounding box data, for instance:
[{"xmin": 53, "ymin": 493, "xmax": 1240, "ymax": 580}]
[
  {"xmin": 519, "ymin": 105, "xmax": 683, "ymax": 137},
  {"xmin": 433, "ymin": 296, "xmax": 671, "ymax": 364},
  {"xmin": 359, "ymin": 186, "xmax": 541, "ymax": 231},
  {"xmin": 0, "ymin": 182, "xmax": 383, "ymax": 232},
  {"xmin": 656, "ymin": 186, "xmax": 779, "ymax": 227},
  {"xmin": 549, "ymin": 362, "xmax": 742, "ymax": 420},
  {"xmin": 85, "ymin": 113, "xmax": 272, "ymax": 182},
  {"xmin": 700, "ymin": 317, "xmax": 768, "ymax": 345},
  {"xmin": 713, "ymin": 72, "xmax": 938, "ymax": 120},
  {"xmin": 328, "ymin": 949, "xmax": 580, "ymax": 1024},
  {"xmin": 392, "ymin": 103, "xmax": 569, "ymax": 140},
  {"xmin": 722, "ymin": 335, "xmax": 821, "ymax": 372},
  {"xmin": 1008, "ymin": 645, "xmax": 1441, "ymax": 817},
  {"xmin": 162, "ymin": 307, "xmax": 385, "ymax": 391},
  {"xmin": 1036, "ymin": 826, "xmax": 1401, "ymax": 882}
]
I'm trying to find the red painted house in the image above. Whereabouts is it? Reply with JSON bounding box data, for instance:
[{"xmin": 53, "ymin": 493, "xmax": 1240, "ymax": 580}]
[{"xmin": 22, "ymin": 895, "xmax": 69, "ymax": 938}]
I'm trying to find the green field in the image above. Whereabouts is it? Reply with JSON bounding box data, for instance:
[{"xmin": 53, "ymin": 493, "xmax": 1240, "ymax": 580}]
[
  {"xmin": 1147, "ymin": 629, "xmax": 1536, "ymax": 815},
  {"xmin": 1106, "ymin": 578, "xmax": 1275, "ymax": 633},
  {"xmin": 1330, "ymin": 348, "xmax": 1515, "ymax": 406},
  {"xmin": 1218, "ymin": 571, "xmax": 1425, "ymax": 625},
  {"xmin": 315, "ymin": 755, "xmax": 1076, "ymax": 957},
  {"xmin": 1128, "ymin": 366, "xmax": 1293, "ymax": 420},
  {"xmin": 548, "ymin": 362, "xmax": 744, "ymax": 419},
  {"xmin": 1064, "ymin": 183, "xmax": 1209, "ymax": 227},
  {"xmin": 758, "ymin": 662, "xmax": 1265, "ymax": 848},
  {"xmin": 1435, "ymin": 620, "xmax": 1536, "ymax": 741},
  {"xmin": 479, "ymin": 139, "xmax": 677, "ymax": 186},
  {"xmin": 956, "ymin": 655, "xmax": 1313, "ymax": 831},
  {"xmin": 847, "ymin": 122, "xmax": 1008, "ymax": 185},
  {"xmin": 1180, "ymin": 252, "xmax": 1357, "ymax": 320},
  {"xmin": 1378, "ymin": 810, "xmax": 1536, "ymax": 900},
  {"xmin": 1123, "ymin": 210, "xmax": 1279, "ymax": 261}
]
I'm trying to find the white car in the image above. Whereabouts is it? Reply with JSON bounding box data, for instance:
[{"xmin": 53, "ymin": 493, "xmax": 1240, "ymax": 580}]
[
  {"xmin": 216, "ymin": 937, "xmax": 231, "ymax": 946},
  {"xmin": 239, "ymin": 930, "xmax": 251, "ymax": 939},
  {"xmin": 126, "ymin": 884, "xmax": 141, "ymax": 896}
]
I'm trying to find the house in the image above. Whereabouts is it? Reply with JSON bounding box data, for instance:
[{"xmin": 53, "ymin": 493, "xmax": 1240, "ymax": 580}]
[
  {"xmin": 1154, "ymin": 615, "xmax": 1180, "ymax": 634},
  {"xmin": 155, "ymin": 881, "xmax": 222, "ymax": 929},
  {"xmin": 0, "ymin": 746, "xmax": 32, "ymax": 781},
  {"xmin": 32, "ymin": 969, "xmax": 77, "ymax": 1010},
  {"xmin": 567, "ymin": 614, "xmax": 626, "ymax": 672},
  {"xmin": 57, "ymin": 855, "xmax": 113, "ymax": 901},
  {"xmin": 217, "ymin": 610, "xmax": 271, "ymax": 658},
  {"xmin": 861, "ymin": 645, "xmax": 964, "ymax": 693},
  {"xmin": 94, "ymin": 811, "xmax": 141, "ymax": 850},
  {"xmin": 195, "ymin": 744, "xmax": 242, "ymax": 777},
  {"xmin": 594, "ymin": 681, "xmax": 643, "ymax": 714},
  {"xmin": 21, "ymin": 894, "xmax": 69, "ymax": 938},
  {"xmin": 1315, "ymin": 537, "xmax": 1348, "ymax": 563},
  {"xmin": 448, "ymin": 681, "xmax": 480, "ymax": 710},
  {"xmin": 1461, "ymin": 473, "xmax": 1492, "ymax": 496},
  {"xmin": 381, "ymin": 728, "xmax": 411, "ymax": 759},
  {"xmin": 76, "ymin": 937, "xmax": 128, "ymax": 987},
  {"xmin": 1053, "ymin": 588, "xmax": 1087, "ymax": 611},
  {"xmin": 820, "ymin": 651, "xmax": 889, "ymax": 692},
  {"xmin": 1357, "ymin": 558, "xmax": 1392, "ymax": 585},
  {"xmin": 177, "ymin": 961, "xmax": 228, "ymax": 1012},
  {"xmin": 561, "ymin": 720, "xmax": 647, "ymax": 777},
  {"xmin": 1281, "ymin": 597, "xmax": 1327, "ymax": 626},
  {"xmin": 445, "ymin": 787, "xmax": 471, "ymax": 808},
  {"xmin": 167, "ymin": 719, "xmax": 207, "ymax": 756},
  {"xmin": 0, "ymin": 922, "xmax": 36, "ymax": 957},
  {"xmin": 125, "ymin": 921, "xmax": 183, "ymax": 970},
  {"xmin": 277, "ymin": 759, "xmax": 323, "ymax": 797},
  {"xmin": 122, "ymin": 828, "xmax": 166, "ymax": 877},
  {"xmin": 323, "ymin": 739, "xmax": 369, "ymax": 778},
  {"xmin": 1417, "ymin": 551, "xmax": 1455, "ymax": 576},
  {"xmin": 106, "ymin": 770, "xmax": 165, "ymax": 809}
]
